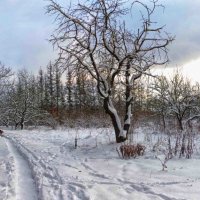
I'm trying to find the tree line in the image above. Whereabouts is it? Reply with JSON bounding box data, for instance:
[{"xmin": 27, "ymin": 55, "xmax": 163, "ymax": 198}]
[
  {"xmin": 0, "ymin": 61, "xmax": 199, "ymax": 133},
  {"xmin": 0, "ymin": 62, "xmax": 103, "ymax": 129}
]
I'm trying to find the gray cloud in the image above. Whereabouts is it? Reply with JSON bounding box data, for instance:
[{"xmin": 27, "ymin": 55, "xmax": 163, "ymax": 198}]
[
  {"xmin": 0, "ymin": 0, "xmax": 56, "ymax": 72},
  {"xmin": 161, "ymin": 0, "xmax": 200, "ymax": 66},
  {"xmin": 0, "ymin": 0, "xmax": 200, "ymax": 72}
]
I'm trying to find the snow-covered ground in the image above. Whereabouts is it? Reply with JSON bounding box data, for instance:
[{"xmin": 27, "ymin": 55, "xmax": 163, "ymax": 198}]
[{"xmin": 0, "ymin": 127, "xmax": 200, "ymax": 200}]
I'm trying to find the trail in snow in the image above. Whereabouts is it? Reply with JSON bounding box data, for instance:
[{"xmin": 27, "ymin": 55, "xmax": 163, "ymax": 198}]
[
  {"xmin": 5, "ymin": 135, "xmax": 65, "ymax": 200},
  {"xmin": 0, "ymin": 137, "xmax": 12, "ymax": 200},
  {"xmin": 4, "ymin": 137, "xmax": 38, "ymax": 200},
  {"xmin": 1, "ymin": 128, "xmax": 200, "ymax": 200}
]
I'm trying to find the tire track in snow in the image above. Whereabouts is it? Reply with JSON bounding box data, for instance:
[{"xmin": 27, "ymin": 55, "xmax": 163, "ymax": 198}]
[{"xmin": 5, "ymin": 137, "xmax": 38, "ymax": 200}]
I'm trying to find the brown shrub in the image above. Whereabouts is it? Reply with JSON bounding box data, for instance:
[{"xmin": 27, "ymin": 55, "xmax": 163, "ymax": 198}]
[{"xmin": 118, "ymin": 144, "xmax": 145, "ymax": 159}]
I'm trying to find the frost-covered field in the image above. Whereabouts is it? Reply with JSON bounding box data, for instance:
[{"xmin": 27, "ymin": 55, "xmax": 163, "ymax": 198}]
[{"xmin": 1, "ymin": 127, "xmax": 200, "ymax": 200}]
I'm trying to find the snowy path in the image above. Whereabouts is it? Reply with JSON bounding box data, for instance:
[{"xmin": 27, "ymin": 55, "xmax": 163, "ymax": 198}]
[
  {"xmin": 3, "ymin": 135, "xmax": 65, "ymax": 200},
  {"xmin": 1, "ymin": 129, "xmax": 200, "ymax": 200},
  {"xmin": 0, "ymin": 137, "xmax": 11, "ymax": 200},
  {"xmin": 4, "ymin": 136, "xmax": 38, "ymax": 200}
]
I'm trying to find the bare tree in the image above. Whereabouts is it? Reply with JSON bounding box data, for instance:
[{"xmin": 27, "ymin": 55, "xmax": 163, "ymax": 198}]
[
  {"xmin": 47, "ymin": 0, "xmax": 173, "ymax": 142},
  {"xmin": 152, "ymin": 71, "xmax": 200, "ymax": 131},
  {"xmin": 0, "ymin": 62, "xmax": 12, "ymax": 79},
  {"xmin": 0, "ymin": 63, "xmax": 13, "ymax": 126},
  {"xmin": 0, "ymin": 62, "xmax": 12, "ymax": 95},
  {"xmin": 151, "ymin": 75, "xmax": 169, "ymax": 130},
  {"xmin": 5, "ymin": 70, "xmax": 47, "ymax": 129}
]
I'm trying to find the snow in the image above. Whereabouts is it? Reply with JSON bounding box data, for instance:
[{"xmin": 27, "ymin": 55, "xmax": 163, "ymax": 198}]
[
  {"xmin": 5, "ymin": 137, "xmax": 38, "ymax": 200},
  {"xmin": 0, "ymin": 127, "xmax": 200, "ymax": 200}
]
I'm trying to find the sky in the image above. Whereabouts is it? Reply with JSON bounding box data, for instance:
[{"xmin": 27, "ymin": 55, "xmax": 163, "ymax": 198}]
[
  {"xmin": 0, "ymin": 0, "xmax": 56, "ymax": 71},
  {"xmin": 0, "ymin": 0, "xmax": 200, "ymax": 82}
]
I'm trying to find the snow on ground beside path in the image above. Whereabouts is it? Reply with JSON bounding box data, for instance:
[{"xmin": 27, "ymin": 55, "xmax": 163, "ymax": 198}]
[
  {"xmin": 0, "ymin": 127, "xmax": 200, "ymax": 199},
  {"xmin": 0, "ymin": 137, "xmax": 12, "ymax": 200}
]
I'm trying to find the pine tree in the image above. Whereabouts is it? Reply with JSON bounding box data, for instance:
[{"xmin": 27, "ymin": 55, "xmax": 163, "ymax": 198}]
[
  {"xmin": 46, "ymin": 62, "xmax": 55, "ymax": 114},
  {"xmin": 38, "ymin": 68, "xmax": 45, "ymax": 108},
  {"xmin": 55, "ymin": 65, "xmax": 61, "ymax": 116},
  {"xmin": 66, "ymin": 69, "xmax": 73, "ymax": 109}
]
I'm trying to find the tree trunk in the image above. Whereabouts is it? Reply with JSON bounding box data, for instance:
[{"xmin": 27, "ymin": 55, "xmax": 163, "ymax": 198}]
[
  {"xmin": 161, "ymin": 113, "xmax": 166, "ymax": 131},
  {"xmin": 15, "ymin": 123, "xmax": 18, "ymax": 130},
  {"xmin": 177, "ymin": 116, "xmax": 183, "ymax": 130},
  {"xmin": 20, "ymin": 118, "xmax": 24, "ymax": 130},
  {"xmin": 103, "ymin": 97, "xmax": 126, "ymax": 143},
  {"xmin": 123, "ymin": 62, "xmax": 132, "ymax": 138},
  {"xmin": 20, "ymin": 122, "xmax": 24, "ymax": 130},
  {"xmin": 123, "ymin": 99, "xmax": 132, "ymax": 138}
]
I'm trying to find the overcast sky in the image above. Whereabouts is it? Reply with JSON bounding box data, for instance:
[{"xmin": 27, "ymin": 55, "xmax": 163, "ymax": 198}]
[
  {"xmin": 1, "ymin": 0, "xmax": 200, "ymax": 79},
  {"xmin": 0, "ymin": 0, "xmax": 56, "ymax": 72}
]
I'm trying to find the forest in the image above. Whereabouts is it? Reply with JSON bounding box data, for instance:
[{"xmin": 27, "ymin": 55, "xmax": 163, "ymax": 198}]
[{"xmin": 1, "ymin": 62, "xmax": 200, "ymax": 134}]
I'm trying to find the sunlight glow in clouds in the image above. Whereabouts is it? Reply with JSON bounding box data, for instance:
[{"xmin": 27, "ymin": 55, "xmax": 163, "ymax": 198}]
[
  {"xmin": 152, "ymin": 58, "xmax": 200, "ymax": 84},
  {"xmin": 182, "ymin": 58, "xmax": 200, "ymax": 83}
]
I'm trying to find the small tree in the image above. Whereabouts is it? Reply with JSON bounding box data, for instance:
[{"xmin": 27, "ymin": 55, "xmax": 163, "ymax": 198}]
[
  {"xmin": 152, "ymin": 71, "xmax": 200, "ymax": 131},
  {"xmin": 37, "ymin": 68, "xmax": 45, "ymax": 109},
  {"xmin": 151, "ymin": 75, "xmax": 169, "ymax": 130},
  {"xmin": 47, "ymin": 0, "xmax": 173, "ymax": 142},
  {"xmin": 66, "ymin": 69, "xmax": 73, "ymax": 109},
  {"xmin": 6, "ymin": 70, "xmax": 47, "ymax": 129},
  {"xmin": 0, "ymin": 62, "xmax": 12, "ymax": 97},
  {"xmin": 0, "ymin": 63, "xmax": 13, "ymax": 126}
]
